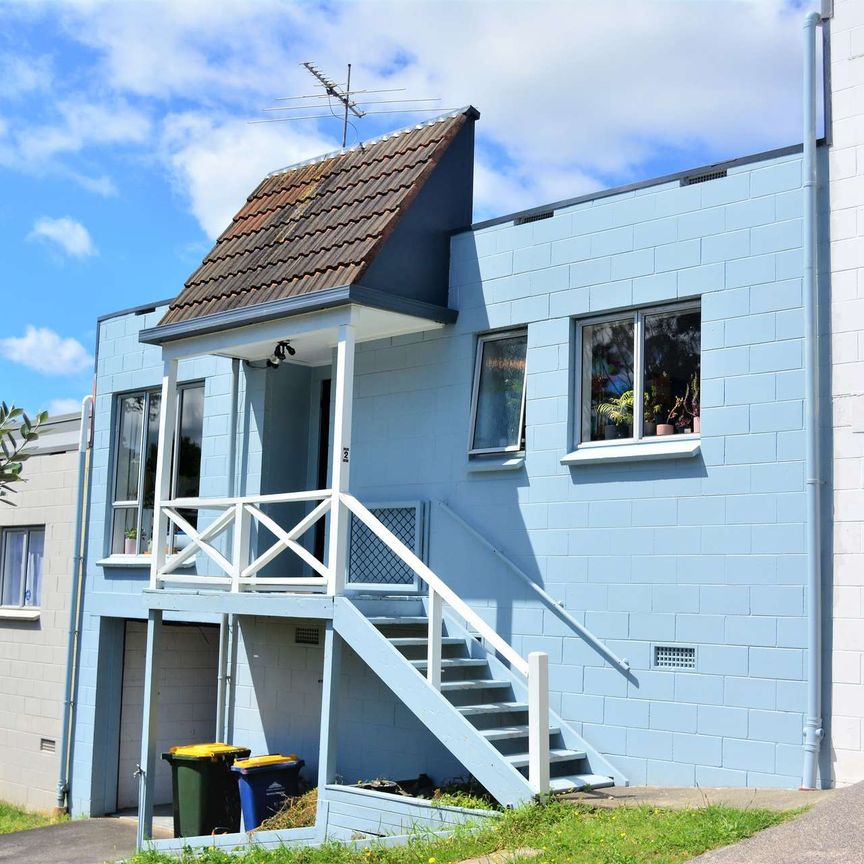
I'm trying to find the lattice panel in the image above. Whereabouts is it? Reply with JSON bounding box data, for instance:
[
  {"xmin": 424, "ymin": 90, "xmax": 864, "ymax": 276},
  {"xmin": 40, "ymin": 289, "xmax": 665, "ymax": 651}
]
[
  {"xmin": 654, "ymin": 644, "xmax": 696, "ymax": 670},
  {"xmin": 348, "ymin": 505, "xmax": 421, "ymax": 586}
]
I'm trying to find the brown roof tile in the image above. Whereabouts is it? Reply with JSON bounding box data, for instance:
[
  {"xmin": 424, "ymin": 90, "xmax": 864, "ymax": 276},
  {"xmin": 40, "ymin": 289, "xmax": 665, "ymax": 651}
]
[{"xmin": 160, "ymin": 109, "xmax": 474, "ymax": 326}]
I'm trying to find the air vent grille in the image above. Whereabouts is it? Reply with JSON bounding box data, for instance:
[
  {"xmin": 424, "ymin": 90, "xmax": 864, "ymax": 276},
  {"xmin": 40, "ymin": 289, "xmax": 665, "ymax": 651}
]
[
  {"xmin": 654, "ymin": 645, "xmax": 696, "ymax": 670},
  {"xmin": 295, "ymin": 626, "xmax": 321, "ymax": 646},
  {"xmin": 514, "ymin": 210, "xmax": 554, "ymax": 226},
  {"xmin": 40, "ymin": 738, "xmax": 56, "ymax": 753},
  {"xmin": 681, "ymin": 169, "xmax": 728, "ymax": 186}
]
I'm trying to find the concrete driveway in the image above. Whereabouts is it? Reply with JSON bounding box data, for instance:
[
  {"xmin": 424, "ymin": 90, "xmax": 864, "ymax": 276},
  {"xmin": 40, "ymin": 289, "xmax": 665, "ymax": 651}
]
[
  {"xmin": 688, "ymin": 780, "xmax": 864, "ymax": 864},
  {"xmin": 0, "ymin": 819, "xmax": 139, "ymax": 864}
]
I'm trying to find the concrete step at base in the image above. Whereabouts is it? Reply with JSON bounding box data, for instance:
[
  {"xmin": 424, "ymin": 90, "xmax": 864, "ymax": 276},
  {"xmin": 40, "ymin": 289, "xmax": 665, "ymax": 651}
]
[{"xmin": 549, "ymin": 774, "xmax": 615, "ymax": 792}]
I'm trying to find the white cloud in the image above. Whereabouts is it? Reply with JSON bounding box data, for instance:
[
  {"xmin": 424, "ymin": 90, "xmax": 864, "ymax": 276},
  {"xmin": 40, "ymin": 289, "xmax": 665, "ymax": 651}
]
[
  {"xmin": 47, "ymin": 397, "xmax": 84, "ymax": 416},
  {"xmin": 28, "ymin": 216, "xmax": 97, "ymax": 258},
  {"xmin": 0, "ymin": 326, "xmax": 94, "ymax": 376}
]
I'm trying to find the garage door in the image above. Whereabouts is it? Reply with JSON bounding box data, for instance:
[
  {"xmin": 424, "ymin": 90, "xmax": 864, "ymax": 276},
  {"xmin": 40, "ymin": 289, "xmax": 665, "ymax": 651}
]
[{"xmin": 116, "ymin": 621, "xmax": 219, "ymax": 811}]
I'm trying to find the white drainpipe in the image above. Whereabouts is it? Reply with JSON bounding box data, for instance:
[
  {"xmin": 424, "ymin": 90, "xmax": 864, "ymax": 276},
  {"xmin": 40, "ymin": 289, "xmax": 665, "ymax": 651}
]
[{"xmin": 801, "ymin": 9, "xmax": 824, "ymax": 791}]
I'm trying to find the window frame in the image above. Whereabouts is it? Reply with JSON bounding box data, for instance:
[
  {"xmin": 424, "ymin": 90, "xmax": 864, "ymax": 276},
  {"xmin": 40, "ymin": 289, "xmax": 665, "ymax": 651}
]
[
  {"xmin": 110, "ymin": 381, "xmax": 204, "ymax": 556},
  {"xmin": 0, "ymin": 525, "xmax": 45, "ymax": 608},
  {"xmin": 573, "ymin": 300, "xmax": 701, "ymax": 450},
  {"xmin": 468, "ymin": 328, "xmax": 529, "ymax": 457}
]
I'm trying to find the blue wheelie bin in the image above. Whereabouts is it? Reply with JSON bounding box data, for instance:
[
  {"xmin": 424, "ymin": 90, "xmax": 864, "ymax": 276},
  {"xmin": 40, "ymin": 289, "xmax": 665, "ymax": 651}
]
[{"xmin": 231, "ymin": 754, "xmax": 305, "ymax": 830}]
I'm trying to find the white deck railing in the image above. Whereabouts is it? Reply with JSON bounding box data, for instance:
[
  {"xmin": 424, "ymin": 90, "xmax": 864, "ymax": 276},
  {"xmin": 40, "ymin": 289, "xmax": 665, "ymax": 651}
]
[{"xmin": 155, "ymin": 489, "xmax": 332, "ymax": 591}]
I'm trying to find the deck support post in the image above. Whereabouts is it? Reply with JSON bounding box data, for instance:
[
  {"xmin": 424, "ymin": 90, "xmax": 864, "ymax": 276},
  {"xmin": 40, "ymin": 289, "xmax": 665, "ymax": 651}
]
[
  {"xmin": 150, "ymin": 358, "xmax": 178, "ymax": 590},
  {"xmin": 528, "ymin": 651, "xmax": 550, "ymax": 795},
  {"xmin": 136, "ymin": 609, "xmax": 163, "ymax": 849},
  {"xmin": 316, "ymin": 621, "xmax": 343, "ymax": 831},
  {"xmin": 328, "ymin": 323, "xmax": 355, "ymax": 595}
]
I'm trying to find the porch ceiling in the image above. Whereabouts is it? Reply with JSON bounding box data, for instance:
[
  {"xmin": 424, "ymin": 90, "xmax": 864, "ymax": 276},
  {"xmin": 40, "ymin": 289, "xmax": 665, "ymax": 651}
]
[{"xmin": 155, "ymin": 301, "xmax": 447, "ymax": 364}]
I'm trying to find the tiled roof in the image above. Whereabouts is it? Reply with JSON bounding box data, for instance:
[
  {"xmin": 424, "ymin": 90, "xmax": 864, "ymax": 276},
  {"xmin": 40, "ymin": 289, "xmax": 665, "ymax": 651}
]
[{"xmin": 160, "ymin": 108, "xmax": 476, "ymax": 326}]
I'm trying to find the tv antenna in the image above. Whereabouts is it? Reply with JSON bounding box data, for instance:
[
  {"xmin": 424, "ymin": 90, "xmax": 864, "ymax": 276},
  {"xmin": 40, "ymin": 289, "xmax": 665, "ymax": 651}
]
[{"xmin": 250, "ymin": 61, "xmax": 450, "ymax": 148}]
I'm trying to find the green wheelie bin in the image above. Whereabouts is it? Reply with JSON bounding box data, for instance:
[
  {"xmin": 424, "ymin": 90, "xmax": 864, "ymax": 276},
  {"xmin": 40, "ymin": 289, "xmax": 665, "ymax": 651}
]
[{"xmin": 161, "ymin": 743, "xmax": 250, "ymax": 837}]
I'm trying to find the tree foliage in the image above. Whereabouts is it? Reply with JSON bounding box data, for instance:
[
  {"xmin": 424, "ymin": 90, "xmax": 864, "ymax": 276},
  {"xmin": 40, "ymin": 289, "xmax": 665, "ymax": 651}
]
[{"xmin": 0, "ymin": 403, "xmax": 48, "ymax": 505}]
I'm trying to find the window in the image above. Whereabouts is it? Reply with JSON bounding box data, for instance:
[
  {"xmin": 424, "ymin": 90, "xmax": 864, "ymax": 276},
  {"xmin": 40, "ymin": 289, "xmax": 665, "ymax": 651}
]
[
  {"xmin": 469, "ymin": 330, "xmax": 528, "ymax": 455},
  {"xmin": 579, "ymin": 303, "xmax": 700, "ymax": 445},
  {"xmin": 111, "ymin": 384, "xmax": 204, "ymax": 555},
  {"xmin": 0, "ymin": 527, "xmax": 44, "ymax": 607}
]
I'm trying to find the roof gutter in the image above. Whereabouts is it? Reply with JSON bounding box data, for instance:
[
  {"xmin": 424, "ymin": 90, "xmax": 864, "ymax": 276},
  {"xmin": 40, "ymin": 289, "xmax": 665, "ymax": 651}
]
[
  {"xmin": 139, "ymin": 285, "xmax": 456, "ymax": 347},
  {"xmin": 801, "ymin": 9, "xmax": 824, "ymax": 791}
]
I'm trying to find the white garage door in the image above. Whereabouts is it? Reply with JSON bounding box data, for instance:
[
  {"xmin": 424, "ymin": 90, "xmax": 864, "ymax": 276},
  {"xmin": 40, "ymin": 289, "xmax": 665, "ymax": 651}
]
[{"xmin": 116, "ymin": 621, "xmax": 219, "ymax": 811}]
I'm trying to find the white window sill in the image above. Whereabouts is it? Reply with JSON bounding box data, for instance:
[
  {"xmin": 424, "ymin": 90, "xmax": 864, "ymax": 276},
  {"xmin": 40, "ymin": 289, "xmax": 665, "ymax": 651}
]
[
  {"xmin": 562, "ymin": 436, "xmax": 701, "ymax": 466},
  {"xmin": 466, "ymin": 454, "xmax": 525, "ymax": 473},
  {"xmin": 97, "ymin": 554, "xmax": 197, "ymax": 569},
  {"xmin": 0, "ymin": 607, "xmax": 40, "ymax": 621}
]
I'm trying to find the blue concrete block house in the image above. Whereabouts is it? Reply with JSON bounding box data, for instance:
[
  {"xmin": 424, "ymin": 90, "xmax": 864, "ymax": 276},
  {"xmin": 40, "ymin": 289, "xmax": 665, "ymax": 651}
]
[{"xmin": 68, "ymin": 65, "xmax": 834, "ymax": 849}]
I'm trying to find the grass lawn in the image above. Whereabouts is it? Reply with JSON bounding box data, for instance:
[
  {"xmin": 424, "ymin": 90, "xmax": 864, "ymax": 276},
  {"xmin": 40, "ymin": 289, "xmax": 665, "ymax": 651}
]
[
  {"xmin": 130, "ymin": 799, "xmax": 797, "ymax": 864},
  {"xmin": 0, "ymin": 800, "xmax": 64, "ymax": 834}
]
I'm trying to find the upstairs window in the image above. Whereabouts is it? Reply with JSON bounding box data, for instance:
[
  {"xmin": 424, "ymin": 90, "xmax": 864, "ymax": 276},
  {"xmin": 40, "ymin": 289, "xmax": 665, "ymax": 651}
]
[
  {"xmin": 579, "ymin": 302, "xmax": 700, "ymax": 444},
  {"xmin": 111, "ymin": 383, "xmax": 204, "ymax": 556},
  {"xmin": 0, "ymin": 526, "xmax": 44, "ymax": 608},
  {"xmin": 469, "ymin": 330, "xmax": 528, "ymax": 455}
]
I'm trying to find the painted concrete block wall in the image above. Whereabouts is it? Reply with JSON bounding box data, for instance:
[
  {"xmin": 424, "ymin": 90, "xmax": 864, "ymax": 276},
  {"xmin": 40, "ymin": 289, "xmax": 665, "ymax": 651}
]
[
  {"xmin": 349, "ymin": 149, "xmax": 815, "ymax": 788},
  {"xmin": 231, "ymin": 617, "xmax": 465, "ymax": 787},
  {"xmin": 71, "ymin": 305, "xmax": 264, "ymax": 815},
  {"xmin": 0, "ymin": 447, "xmax": 78, "ymax": 810},
  {"xmin": 828, "ymin": 0, "xmax": 864, "ymax": 786}
]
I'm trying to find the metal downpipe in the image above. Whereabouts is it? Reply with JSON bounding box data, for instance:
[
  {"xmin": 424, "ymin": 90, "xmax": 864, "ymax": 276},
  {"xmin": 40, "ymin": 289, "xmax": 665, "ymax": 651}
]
[
  {"xmin": 55, "ymin": 394, "xmax": 94, "ymax": 811},
  {"xmin": 801, "ymin": 9, "xmax": 823, "ymax": 791}
]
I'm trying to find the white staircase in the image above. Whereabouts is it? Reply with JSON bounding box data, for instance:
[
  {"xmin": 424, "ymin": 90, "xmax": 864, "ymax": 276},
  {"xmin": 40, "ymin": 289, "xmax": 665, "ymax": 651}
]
[{"xmin": 334, "ymin": 593, "xmax": 618, "ymax": 806}]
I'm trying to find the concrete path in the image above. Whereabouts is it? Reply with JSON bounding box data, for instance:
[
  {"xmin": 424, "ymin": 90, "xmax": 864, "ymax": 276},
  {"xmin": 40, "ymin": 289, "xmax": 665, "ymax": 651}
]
[
  {"xmin": 687, "ymin": 781, "xmax": 864, "ymax": 864},
  {"xmin": 564, "ymin": 784, "xmax": 833, "ymax": 811},
  {"xmin": 0, "ymin": 819, "xmax": 140, "ymax": 864}
]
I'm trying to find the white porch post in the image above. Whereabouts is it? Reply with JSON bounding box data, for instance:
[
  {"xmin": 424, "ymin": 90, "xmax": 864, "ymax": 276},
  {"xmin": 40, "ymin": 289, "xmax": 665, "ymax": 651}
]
[
  {"xmin": 316, "ymin": 621, "xmax": 343, "ymax": 829},
  {"xmin": 149, "ymin": 358, "xmax": 178, "ymax": 590},
  {"xmin": 136, "ymin": 609, "xmax": 163, "ymax": 849},
  {"xmin": 528, "ymin": 651, "xmax": 550, "ymax": 795},
  {"xmin": 327, "ymin": 324, "xmax": 355, "ymax": 595}
]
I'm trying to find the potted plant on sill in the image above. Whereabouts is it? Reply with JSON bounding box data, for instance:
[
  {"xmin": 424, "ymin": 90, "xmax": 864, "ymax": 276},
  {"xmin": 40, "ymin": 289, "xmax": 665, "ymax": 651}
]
[
  {"xmin": 596, "ymin": 390, "xmax": 635, "ymax": 440},
  {"xmin": 124, "ymin": 527, "xmax": 137, "ymax": 555},
  {"xmin": 664, "ymin": 373, "xmax": 700, "ymax": 436},
  {"xmin": 643, "ymin": 385, "xmax": 664, "ymax": 437}
]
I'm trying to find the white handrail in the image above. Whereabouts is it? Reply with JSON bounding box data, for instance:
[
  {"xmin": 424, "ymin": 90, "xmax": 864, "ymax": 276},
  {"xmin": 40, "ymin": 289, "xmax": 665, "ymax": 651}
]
[
  {"xmin": 163, "ymin": 489, "xmax": 331, "ymax": 509},
  {"xmin": 341, "ymin": 493, "xmax": 529, "ymax": 677},
  {"xmin": 436, "ymin": 499, "xmax": 631, "ymax": 672}
]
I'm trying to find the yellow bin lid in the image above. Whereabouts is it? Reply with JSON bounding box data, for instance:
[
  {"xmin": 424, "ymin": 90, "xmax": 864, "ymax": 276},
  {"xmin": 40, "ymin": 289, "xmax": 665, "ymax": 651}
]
[
  {"xmin": 169, "ymin": 743, "xmax": 249, "ymax": 758},
  {"xmin": 234, "ymin": 754, "xmax": 299, "ymax": 769}
]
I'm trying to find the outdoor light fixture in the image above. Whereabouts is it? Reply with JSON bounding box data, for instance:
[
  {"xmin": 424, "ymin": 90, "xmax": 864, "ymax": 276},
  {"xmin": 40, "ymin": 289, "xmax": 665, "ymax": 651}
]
[{"xmin": 267, "ymin": 340, "xmax": 296, "ymax": 368}]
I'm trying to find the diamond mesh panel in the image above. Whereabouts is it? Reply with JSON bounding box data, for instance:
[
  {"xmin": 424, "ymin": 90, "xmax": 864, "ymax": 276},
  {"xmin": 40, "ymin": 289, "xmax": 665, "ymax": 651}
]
[{"xmin": 348, "ymin": 506, "xmax": 418, "ymax": 585}]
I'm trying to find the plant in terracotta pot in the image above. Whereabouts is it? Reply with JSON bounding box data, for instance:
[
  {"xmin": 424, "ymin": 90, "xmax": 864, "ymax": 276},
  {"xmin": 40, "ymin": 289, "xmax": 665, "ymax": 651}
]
[
  {"xmin": 688, "ymin": 372, "xmax": 700, "ymax": 433},
  {"xmin": 596, "ymin": 390, "xmax": 635, "ymax": 440},
  {"xmin": 124, "ymin": 527, "xmax": 137, "ymax": 555},
  {"xmin": 643, "ymin": 386, "xmax": 664, "ymax": 437},
  {"xmin": 665, "ymin": 374, "xmax": 700, "ymax": 435}
]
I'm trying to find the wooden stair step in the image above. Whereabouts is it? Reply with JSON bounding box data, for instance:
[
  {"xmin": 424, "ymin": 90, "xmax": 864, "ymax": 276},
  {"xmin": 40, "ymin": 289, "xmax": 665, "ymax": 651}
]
[
  {"xmin": 368, "ymin": 616, "xmax": 429, "ymax": 626},
  {"xmin": 388, "ymin": 637, "xmax": 463, "ymax": 647},
  {"xmin": 506, "ymin": 748, "xmax": 586, "ymax": 768},
  {"xmin": 410, "ymin": 658, "xmax": 488, "ymax": 669},
  {"xmin": 481, "ymin": 725, "xmax": 560, "ymax": 741},
  {"xmin": 549, "ymin": 774, "xmax": 615, "ymax": 792},
  {"xmin": 440, "ymin": 679, "xmax": 510, "ymax": 691},
  {"xmin": 458, "ymin": 702, "xmax": 529, "ymax": 716}
]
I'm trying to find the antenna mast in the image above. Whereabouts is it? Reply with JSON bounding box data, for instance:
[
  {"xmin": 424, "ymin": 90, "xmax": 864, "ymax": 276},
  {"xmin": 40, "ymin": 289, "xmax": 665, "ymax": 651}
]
[{"xmin": 250, "ymin": 62, "xmax": 450, "ymax": 147}]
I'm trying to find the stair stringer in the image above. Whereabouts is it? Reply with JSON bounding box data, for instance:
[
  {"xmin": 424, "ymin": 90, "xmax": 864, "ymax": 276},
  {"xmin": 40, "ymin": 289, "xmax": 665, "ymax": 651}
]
[
  {"xmin": 332, "ymin": 597, "xmax": 535, "ymax": 807},
  {"xmin": 439, "ymin": 607, "xmax": 629, "ymax": 787}
]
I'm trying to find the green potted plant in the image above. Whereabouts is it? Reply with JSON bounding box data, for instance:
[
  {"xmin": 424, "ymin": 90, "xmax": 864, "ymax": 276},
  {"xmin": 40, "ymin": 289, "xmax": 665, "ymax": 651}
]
[
  {"xmin": 596, "ymin": 390, "xmax": 635, "ymax": 439},
  {"xmin": 643, "ymin": 385, "xmax": 664, "ymax": 437},
  {"xmin": 665, "ymin": 373, "xmax": 700, "ymax": 435},
  {"xmin": 124, "ymin": 527, "xmax": 137, "ymax": 555}
]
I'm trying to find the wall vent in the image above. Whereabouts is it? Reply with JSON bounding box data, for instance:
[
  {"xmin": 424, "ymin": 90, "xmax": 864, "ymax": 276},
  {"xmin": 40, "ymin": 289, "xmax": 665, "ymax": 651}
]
[
  {"xmin": 295, "ymin": 626, "xmax": 321, "ymax": 646},
  {"xmin": 40, "ymin": 738, "xmax": 56, "ymax": 753},
  {"xmin": 681, "ymin": 169, "xmax": 727, "ymax": 186},
  {"xmin": 654, "ymin": 645, "xmax": 696, "ymax": 670},
  {"xmin": 514, "ymin": 210, "xmax": 554, "ymax": 226}
]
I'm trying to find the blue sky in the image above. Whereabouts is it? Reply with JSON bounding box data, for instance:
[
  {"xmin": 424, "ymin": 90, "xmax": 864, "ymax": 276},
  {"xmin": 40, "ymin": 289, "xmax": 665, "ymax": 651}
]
[{"xmin": 0, "ymin": 0, "xmax": 815, "ymax": 415}]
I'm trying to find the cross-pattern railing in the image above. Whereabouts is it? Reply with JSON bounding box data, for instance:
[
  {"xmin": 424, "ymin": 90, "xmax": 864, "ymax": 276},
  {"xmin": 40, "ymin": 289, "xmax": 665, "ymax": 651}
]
[{"xmin": 155, "ymin": 489, "xmax": 332, "ymax": 591}]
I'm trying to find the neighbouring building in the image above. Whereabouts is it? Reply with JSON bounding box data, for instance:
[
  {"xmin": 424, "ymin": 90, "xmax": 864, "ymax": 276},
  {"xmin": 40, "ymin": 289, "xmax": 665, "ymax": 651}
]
[{"xmin": 0, "ymin": 411, "xmax": 82, "ymax": 811}]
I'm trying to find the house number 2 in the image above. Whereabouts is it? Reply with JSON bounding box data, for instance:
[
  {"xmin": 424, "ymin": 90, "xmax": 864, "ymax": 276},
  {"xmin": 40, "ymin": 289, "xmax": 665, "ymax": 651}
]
[{"xmin": 342, "ymin": 447, "xmax": 350, "ymax": 463}]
